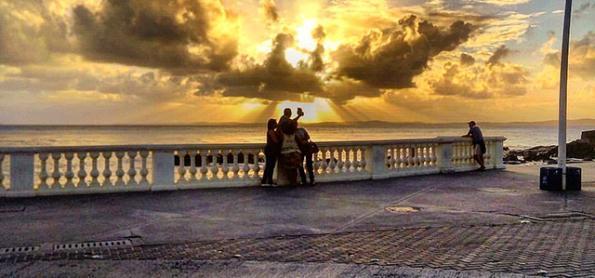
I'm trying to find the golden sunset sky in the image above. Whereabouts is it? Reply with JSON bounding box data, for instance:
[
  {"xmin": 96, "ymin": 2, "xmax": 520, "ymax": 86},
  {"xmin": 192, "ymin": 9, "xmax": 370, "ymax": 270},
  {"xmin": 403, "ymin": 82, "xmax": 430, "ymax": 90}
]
[{"xmin": 0, "ymin": 0, "xmax": 594, "ymax": 124}]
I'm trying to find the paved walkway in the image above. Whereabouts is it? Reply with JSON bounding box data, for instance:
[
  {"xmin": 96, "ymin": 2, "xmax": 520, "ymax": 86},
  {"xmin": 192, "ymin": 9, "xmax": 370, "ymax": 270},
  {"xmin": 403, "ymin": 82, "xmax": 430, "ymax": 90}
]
[{"xmin": 0, "ymin": 163, "xmax": 593, "ymax": 277}]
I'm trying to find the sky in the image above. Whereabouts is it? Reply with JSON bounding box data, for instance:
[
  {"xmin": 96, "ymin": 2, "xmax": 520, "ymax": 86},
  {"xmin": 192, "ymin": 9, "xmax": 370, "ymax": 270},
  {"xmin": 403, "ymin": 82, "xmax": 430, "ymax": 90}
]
[{"xmin": 0, "ymin": 0, "xmax": 594, "ymax": 124}]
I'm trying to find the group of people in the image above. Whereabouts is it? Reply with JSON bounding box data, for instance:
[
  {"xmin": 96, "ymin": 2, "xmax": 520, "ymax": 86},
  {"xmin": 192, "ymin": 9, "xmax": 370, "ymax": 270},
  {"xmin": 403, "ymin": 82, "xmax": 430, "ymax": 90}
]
[
  {"xmin": 261, "ymin": 117, "xmax": 487, "ymax": 186},
  {"xmin": 261, "ymin": 108, "xmax": 318, "ymax": 186}
]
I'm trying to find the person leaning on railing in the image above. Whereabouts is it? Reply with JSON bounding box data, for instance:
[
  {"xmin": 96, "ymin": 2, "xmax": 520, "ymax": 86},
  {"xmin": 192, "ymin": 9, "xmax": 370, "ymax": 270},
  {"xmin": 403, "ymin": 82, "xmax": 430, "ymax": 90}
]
[{"xmin": 463, "ymin": 121, "xmax": 486, "ymax": 171}]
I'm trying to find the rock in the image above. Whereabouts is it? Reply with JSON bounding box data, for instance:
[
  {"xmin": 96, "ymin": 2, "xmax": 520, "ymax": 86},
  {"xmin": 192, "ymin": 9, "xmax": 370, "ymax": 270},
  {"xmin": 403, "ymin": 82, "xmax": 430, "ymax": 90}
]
[
  {"xmin": 566, "ymin": 140, "xmax": 595, "ymax": 159},
  {"xmin": 523, "ymin": 145, "xmax": 557, "ymax": 161},
  {"xmin": 504, "ymin": 140, "xmax": 595, "ymax": 162},
  {"xmin": 581, "ymin": 130, "xmax": 595, "ymax": 144}
]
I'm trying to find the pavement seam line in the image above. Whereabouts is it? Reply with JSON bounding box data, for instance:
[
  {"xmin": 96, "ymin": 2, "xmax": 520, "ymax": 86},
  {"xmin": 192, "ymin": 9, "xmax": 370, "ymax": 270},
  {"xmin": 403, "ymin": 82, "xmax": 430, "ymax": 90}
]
[{"xmin": 334, "ymin": 185, "xmax": 437, "ymax": 233}]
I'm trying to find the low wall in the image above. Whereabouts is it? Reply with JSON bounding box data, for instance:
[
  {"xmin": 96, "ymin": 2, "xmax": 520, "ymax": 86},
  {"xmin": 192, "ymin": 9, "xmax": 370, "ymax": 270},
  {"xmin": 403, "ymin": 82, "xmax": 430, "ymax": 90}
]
[{"xmin": 0, "ymin": 136, "xmax": 506, "ymax": 197}]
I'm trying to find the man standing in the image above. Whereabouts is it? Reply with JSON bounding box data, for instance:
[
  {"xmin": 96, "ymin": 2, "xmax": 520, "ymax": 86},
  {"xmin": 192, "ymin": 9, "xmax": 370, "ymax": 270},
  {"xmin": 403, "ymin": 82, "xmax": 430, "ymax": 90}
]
[
  {"xmin": 278, "ymin": 108, "xmax": 303, "ymax": 134},
  {"xmin": 463, "ymin": 121, "xmax": 486, "ymax": 171},
  {"xmin": 296, "ymin": 126, "xmax": 316, "ymax": 185}
]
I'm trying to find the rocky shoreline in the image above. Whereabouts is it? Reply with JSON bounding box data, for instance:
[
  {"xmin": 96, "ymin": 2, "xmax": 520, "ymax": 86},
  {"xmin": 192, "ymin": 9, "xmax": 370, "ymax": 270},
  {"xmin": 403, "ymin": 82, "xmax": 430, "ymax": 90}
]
[{"xmin": 504, "ymin": 139, "xmax": 595, "ymax": 164}]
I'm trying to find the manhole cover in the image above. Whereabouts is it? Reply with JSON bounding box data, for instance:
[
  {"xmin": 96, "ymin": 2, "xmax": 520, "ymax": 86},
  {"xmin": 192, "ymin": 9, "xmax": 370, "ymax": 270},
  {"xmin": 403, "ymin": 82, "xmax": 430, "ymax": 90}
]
[{"xmin": 385, "ymin": 206, "xmax": 421, "ymax": 213}]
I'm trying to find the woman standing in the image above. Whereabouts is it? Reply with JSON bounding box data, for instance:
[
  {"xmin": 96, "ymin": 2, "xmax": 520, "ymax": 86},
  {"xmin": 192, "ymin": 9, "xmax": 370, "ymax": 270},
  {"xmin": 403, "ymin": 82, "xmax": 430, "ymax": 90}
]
[{"xmin": 261, "ymin": 119, "xmax": 280, "ymax": 185}]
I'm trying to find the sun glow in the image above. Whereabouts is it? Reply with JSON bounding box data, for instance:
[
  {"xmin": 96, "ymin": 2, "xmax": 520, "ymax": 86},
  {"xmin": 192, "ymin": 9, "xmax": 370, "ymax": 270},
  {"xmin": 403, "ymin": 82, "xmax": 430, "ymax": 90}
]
[
  {"xmin": 275, "ymin": 98, "xmax": 341, "ymax": 123},
  {"xmin": 295, "ymin": 19, "xmax": 319, "ymax": 51},
  {"xmin": 284, "ymin": 47, "xmax": 308, "ymax": 67}
]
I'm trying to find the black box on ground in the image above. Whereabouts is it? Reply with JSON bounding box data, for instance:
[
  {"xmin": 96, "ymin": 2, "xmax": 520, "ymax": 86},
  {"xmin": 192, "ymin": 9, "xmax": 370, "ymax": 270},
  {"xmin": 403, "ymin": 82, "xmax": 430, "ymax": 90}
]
[{"xmin": 539, "ymin": 166, "xmax": 581, "ymax": 191}]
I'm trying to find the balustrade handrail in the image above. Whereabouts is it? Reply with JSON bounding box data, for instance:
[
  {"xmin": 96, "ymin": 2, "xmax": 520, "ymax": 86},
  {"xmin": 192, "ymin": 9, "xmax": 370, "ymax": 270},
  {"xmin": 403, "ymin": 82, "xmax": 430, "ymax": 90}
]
[{"xmin": 0, "ymin": 136, "xmax": 506, "ymax": 153}]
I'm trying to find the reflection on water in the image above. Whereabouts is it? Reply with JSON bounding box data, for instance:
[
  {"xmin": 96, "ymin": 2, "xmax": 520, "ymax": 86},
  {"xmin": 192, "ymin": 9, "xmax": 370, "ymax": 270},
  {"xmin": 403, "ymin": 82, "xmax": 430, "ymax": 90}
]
[{"xmin": 0, "ymin": 125, "xmax": 590, "ymax": 149}]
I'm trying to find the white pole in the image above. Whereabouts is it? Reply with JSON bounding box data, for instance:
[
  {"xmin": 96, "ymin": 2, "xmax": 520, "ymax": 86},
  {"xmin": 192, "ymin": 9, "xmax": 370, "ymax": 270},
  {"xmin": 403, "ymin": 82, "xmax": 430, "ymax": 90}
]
[{"xmin": 558, "ymin": 0, "xmax": 572, "ymax": 190}]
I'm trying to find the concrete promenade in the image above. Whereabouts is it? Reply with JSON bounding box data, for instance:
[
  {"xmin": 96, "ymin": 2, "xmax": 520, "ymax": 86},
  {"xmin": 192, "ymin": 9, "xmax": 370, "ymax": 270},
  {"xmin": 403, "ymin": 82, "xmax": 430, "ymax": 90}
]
[{"xmin": 0, "ymin": 163, "xmax": 593, "ymax": 277}]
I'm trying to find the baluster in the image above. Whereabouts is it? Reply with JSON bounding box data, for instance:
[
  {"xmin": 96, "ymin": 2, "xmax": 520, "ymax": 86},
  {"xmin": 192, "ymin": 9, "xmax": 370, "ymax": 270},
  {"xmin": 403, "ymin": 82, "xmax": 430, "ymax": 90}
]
[
  {"xmin": 139, "ymin": 150, "xmax": 149, "ymax": 185},
  {"xmin": 102, "ymin": 152, "xmax": 112, "ymax": 186},
  {"xmin": 89, "ymin": 152, "xmax": 100, "ymax": 187},
  {"xmin": 210, "ymin": 150, "xmax": 219, "ymax": 180},
  {"xmin": 222, "ymin": 150, "xmax": 229, "ymax": 180},
  {"xmin": 456, "ymin": 144, "xmax": 462, "ymax": 166},
  {"xmin": 51, "ymin": 153, "xmax": 61, "ymax": 188},
  {"xmin": 467, "ymin": 144, "xmax": 472, "ymax": 165},
  {"xmin": 321, "ymin": 148, "xmax": 328, "ymax": 174},
  {"xmin": 252, "ymin": 150, "xmax": 261, "ymax": 179},
  {"xmin": 330, "ymin": 148, "xmax": 338, "ymax": 174},
  {"xmin": 425, "ymin": 145, "xmax": 431, "ymax": 167},
  {"xmin": 64, "ymin": 153, "xmax": 75, "ymax": 188},
  {"xmin": 77, "ymin": 152, "xmax": 87, "ymax": 187},
  {"xmin": 115, "ymin": 151, "xmax": 125, "ymax": 186},
  {"xmin": 232, "ymin": 151, "xmax": 240, "ymax": 180},
  {"xmin": 465, "ymin": 143, "xmax": 471, "ymax": 165},
  {"xmin": 359, "ymin": 147, "xmax": 367, "ymax": 171},
  {"xmin": 405, "ymin": 146, "xmax": 412, "ymax": 169},
  {"xmin": 455, "ymin": 144, "xmax": 461, "ymax": 166},
  {"xmin": 457, "ymin": 143, "xmax": 465, "ymax": 166},
  {"xmin": 38, "ymin": 153, "xmax": 49, "ymax": 189},
  {"xmin": 200, "ymin": 150, "xmax": 208, "ymax": 180},
  {"xmin": 389, "ymin": 147, "xmax": 396, "ymax": 169},
  {"xmin": 415, "ymin": 146, "xmax": 422, "ymax": 168},
  {"xmin": 344, "ymin": 148, "xmax": 352, "ymax": 173},
  {"xmin": 423, "ymin": 145, "xmax": 429, "ymax": 167},
  {"xmin": 397, "ymin": 147, "xmax": 404, "ymax": 169},
  {"xmin": 127, "ymin": 151, "xmax": 138, "ymax": 185},
  {"xmin": 312, "ymin": 150, "xmax": 320, "ymax": 174},
  {"xmin": 337, "ymin": 148, "xmax": 344, "ymax": 172},
  {"xmin": 241, "ymin": 150, "xmax": 250, "ymax": 180},
  {"xmin": 187, "ymin": 150, "xmax": 197, "ymax": 182},
  {"xmin": 177, "ymin": 150, "xmax": 188, "ymax": 183}
]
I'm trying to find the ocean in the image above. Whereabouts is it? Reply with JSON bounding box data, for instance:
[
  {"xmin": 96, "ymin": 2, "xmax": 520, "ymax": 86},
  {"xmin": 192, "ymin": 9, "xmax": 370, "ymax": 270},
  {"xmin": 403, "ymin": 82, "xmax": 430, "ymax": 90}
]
[{"xmin": 1, "ymin": 124, "xmax": 593, "ymax": 150}]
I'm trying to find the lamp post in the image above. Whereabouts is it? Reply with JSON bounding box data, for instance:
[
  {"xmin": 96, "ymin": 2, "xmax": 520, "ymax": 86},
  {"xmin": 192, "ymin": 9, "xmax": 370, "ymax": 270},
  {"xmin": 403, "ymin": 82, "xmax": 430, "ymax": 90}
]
[
  {"xmin": 540, "ymin": 0, "xmax": 581, "ymax": 191},
  {"xmin": 558, "ymin": 0, "xmax": 572, "ymax": 190}
]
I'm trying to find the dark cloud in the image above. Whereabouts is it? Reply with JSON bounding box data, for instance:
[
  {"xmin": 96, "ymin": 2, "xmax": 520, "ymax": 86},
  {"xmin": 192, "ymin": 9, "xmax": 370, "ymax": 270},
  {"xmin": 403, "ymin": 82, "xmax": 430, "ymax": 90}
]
[
  {"xmin": 486, "ymin": 45, "xmax": 511, "ymax": 66},
  {"xmin": 0, "ymin": 2, "xmax": 70, "ymax": 65},
  {"xmin": 0, "ymin": 65, "xmax": 195, "ymax": 101},
  {"xmin": 211, "ymin": 33, "xmax": 322, "ymax": 100},
  {"xmin": 201, "ymin": 15, "xmax": 474, "ymax": 103},
  {"xmin": 333, "ymin": 15, "xmax": 474, "ymax": 89},
  {"xmin": 73, "ymin": 0, "xmax": 237, "ymax": 73},
  {"xmin": 460, "ymin": 53, "xmax": 475, "ymax": 66},
  {"xmin": 260, "ymin": 0, "xmax": 279, "ymax": 23},
  {"xmin": 309, "ymin": 26, "xmax": 326, "ymax": 72}
]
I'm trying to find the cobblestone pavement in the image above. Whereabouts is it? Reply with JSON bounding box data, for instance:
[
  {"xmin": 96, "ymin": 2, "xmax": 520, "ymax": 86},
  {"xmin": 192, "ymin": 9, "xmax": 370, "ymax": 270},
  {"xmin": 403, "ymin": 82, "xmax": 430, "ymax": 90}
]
[{"xmin": 2, "ymin": 218, "xmax": 593, "ymax": 277}]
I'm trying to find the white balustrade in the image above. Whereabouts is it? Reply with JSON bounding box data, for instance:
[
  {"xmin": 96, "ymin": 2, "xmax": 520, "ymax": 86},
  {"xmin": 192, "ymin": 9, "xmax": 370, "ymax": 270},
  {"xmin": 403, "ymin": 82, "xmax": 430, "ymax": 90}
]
[{"xmin": 0, "ymin": 137, "xmax": 506, "ymax": 197}]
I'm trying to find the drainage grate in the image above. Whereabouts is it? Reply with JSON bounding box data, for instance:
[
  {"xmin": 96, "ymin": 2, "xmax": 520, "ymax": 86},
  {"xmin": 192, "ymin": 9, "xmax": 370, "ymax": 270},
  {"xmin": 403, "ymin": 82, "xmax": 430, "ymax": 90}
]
[
  {"xmin": 53, "ymin": 240, "xmax": 133, "ymax": 251},
  {"xmin": 0, "ymin": 246, "xmax": 40, "ymax": 255}
]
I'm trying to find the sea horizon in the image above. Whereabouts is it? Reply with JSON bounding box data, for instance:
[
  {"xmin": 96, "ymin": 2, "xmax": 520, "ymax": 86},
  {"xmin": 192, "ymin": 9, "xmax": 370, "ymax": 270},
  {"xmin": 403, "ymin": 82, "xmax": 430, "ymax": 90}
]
[
  {"xmin": 2, "ymin": 118, "xmax": 595, "ymax": 128},
  {"xmin": 2, "ymin": 122, "xmax": 594, "ymax": 150}
]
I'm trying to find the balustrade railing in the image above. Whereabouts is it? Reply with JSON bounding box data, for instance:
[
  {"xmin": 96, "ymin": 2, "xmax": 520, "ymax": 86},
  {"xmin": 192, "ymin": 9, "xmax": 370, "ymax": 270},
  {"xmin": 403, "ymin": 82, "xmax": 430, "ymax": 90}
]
[{"xmin": 0, "ymin": 137, "xmax": 505, "ymax": 197}]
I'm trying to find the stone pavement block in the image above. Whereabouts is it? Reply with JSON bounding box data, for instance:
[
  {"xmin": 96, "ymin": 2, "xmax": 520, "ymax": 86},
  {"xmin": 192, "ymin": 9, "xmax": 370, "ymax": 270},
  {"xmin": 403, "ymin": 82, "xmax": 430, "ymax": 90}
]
[{"xmin": 0, "ymin": 219, "xmax": 592, "ymax": 276}]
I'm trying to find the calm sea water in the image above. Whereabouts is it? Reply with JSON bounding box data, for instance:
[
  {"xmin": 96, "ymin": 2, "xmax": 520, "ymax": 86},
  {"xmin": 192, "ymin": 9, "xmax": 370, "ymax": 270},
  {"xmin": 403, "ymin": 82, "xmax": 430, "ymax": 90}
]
[{"xmin": 1, "ymin": 125, "xmax": 593, "ymax": 150}]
